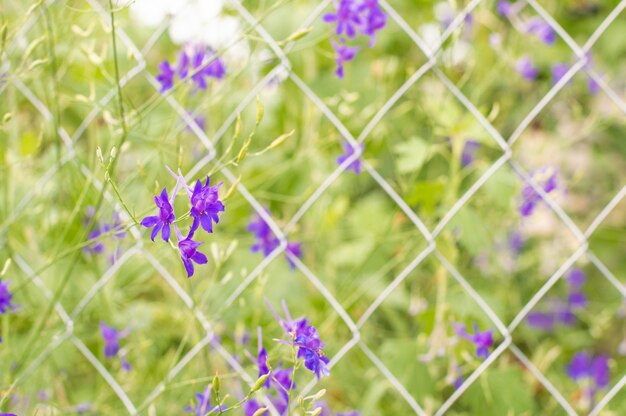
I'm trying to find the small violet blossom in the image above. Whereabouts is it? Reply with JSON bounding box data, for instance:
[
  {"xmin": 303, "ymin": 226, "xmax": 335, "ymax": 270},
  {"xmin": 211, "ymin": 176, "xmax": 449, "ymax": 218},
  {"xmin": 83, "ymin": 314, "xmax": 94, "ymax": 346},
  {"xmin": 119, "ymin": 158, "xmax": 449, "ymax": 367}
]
[
  {"xmin": 156, "ymin": 46, "xmax": 226, "ymax": 94},
  {"xmin": 515, "ymin": 56, "xmax": 539, "ymax": 81},
  {"xmin": 0, "ymin": 279, "xmax": 16, "ymax": 314},
  {"xmin": 496, "ymin": 0, "xmax": 513, "ymax": 17},
  {"xmin": 461, "ymin": 139, "xmax": 480, "ymax": 167},
  {"xmin": 323, "ymin": 0, "xmax": 387, "ymax": 78},
  {"xmin": 177, "ymin": 230, "xmax": 208, "ymax": 278},
  {"xmin": 248, "ymin": 211, "xmax": 302, "ymax": 269},
  {"xmin": 184, "ymin": 385, "xmax": 226, "ymax": 415},
  {"xmin": 141, "ymin": 188, "xmax": 175, "ymax": 242},
  {"xmin": 525, "ymin": 17, "xmax": 556, "ymax": 45},
  {"xmin": 269, "ymin": 300, "xmax": 331, "ymax": 379},
  {"xmin": 189, "ymin": 177, "xmax": 225, "ymax": 234},
  {"xmin": 567, "ymin": 352, "xmax": 610, "ymax": 397},
  {"xmin": 454, "ymin": 323, "xmax": 494, "ymax": 359},
  {"xmin": 552, "ymin": 53, "xmax": 602, "ymax": 95},
  {"xmin": 336, "ymin": 143, "xmax": 363, "ymax": 173},
  {"xmin": 100, "ymin": 322, "xmax": 131, "ymax": 371},
  {"xmin": 519, "ymin": 167, "xmax": 559, "ymax": 217},
  {"xmin": 84, "ymin": 209, "xmax": 126, "ymax": 262}
]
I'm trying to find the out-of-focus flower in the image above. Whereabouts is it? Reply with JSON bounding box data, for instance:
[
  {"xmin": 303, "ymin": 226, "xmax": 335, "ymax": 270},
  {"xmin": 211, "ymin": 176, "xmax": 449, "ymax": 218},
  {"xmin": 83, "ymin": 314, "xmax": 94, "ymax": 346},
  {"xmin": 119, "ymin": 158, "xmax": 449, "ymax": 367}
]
[
  {"xmin": 454, "ymin": 323, "xmax": 494, "ymax": 359},
  {"xmin": 156, "ymin": 61, "xmax": 176, "ymax": 93},
  {"xmin": 323, "ymin": 0, "xmax": 362, "ymax": 38},
  {"xmin": 461, "ymin": 140, "xmax": 480, "ymax": 167},
  {"xmin": 496, "ymin": 0, "xmax": 513, "ymax": 17},
  {"xmin": 100, "ymin": 322, "xmax": 130, "ymax": 371},
  {"xmin": 551, "ymin": 63, "xmax": 569, "ymax": 85},
  {"xmin": 525, "ymin": 17, "xmax": 556, "ymax": 45},
  {"xmin": 332, "ymin": 41, "xmax": 359, "ymax": 79},
  {"xmin": 567, "ymin": 352, "xmax": 610, "ymax": 390},
  {"xmin": 0, "ymin": 279, "xmax": 17, "ymax": 314},
  {"xmin": 337, "ymin": 143, "xmax": 363, "ymax": 173},
  {"xmin": 515, "ymin": 56, "xmax": 539, "ymax": 81},
  {"xmin": 519, "ymin": 167, "xmax": 559, "ymax": 217},
  {"xmin": 184, "ymin": 385, "xmax": 226, "ymax": 415},
  {"xmin": 248, "ymin": 210, "xmax": 302, "ymax": 269}
]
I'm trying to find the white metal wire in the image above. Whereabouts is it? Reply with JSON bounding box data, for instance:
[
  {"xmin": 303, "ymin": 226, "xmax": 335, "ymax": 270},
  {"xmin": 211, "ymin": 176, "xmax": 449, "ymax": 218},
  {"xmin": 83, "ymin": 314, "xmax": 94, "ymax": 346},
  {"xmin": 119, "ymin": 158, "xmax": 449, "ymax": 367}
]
[{"xmin": 4, "ymin": 0, "xmax": 626, "ymax": 414}]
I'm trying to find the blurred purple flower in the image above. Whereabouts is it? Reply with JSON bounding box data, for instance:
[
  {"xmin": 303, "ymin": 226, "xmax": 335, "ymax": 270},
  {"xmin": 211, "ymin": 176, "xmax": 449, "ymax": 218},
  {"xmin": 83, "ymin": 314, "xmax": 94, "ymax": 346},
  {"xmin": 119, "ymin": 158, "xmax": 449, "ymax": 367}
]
[
  {"xmin": 496, "ymin": 1, "xmax": 513, "ymax": 17},
  {"xmin": 519, "ymin": 168, "xmax": 558, "ymax": 217},
  {"xmin": 455, "ymin": 323, "xmax": 494, "ymax": 359},
  {"xmin": 587, "ymin": 76, "xmax": 600, "ymax": 95},
  {"xmin": 323, "ymin": 0, "xmax": 362, "ymax": 38},
  {"xmin": 567, "ymin": 352, "xmax": 610, "ymax": 389},
  {"xmin": 141, "ymin": 188, "xmax": 176, "ymax": 242},
  {"xmin": 527, "ymin": 311, "xmax": 556, "ymax": 330},
  {"xmin": 0, "ymin": 279, "xmax": 16, "ymax": 314},
  {"xmin": 189, "ymin": 177, "xmax": 224, "ymax": 234},
  {"xmin": 461, "ymin": 140, "xmax": 480, "ymax": 167},
  {"xmin": 509, "ymin": 231, "xmax": 524, "ymax": 254},
  {"xmin": 100, "ymin": 322, "xmax": 129, "ymax": 369},
  {"xmin": 244, "ymin": 399, "xmax": 266, "ymax": 416},
  {"xmin": 156, "ymin": 60, "xmax": 175, "ymax": 93},
  {"xmin": 184, "ymin": 385, "xmax": 226, "ymax": 415},
  {"xmin": 551, "ymin": 63, "xmax": 569, "ymax": 85},
  {"xmin": 568, "ymin": 291, "xmax": 587, "ymax": 309},
  {"xmin": 525, "ymin": 17, "xmax": 556, "ymax": 45},
  {"xmin": 332, "ymin": 41, "xmax": 359, "ymax": 79},
  {"xmin": 248, "ymin": 211, "xmax": 280, "ymax": 256},
  {"xmin": 567, "ymin": 268, "xmax": 586, "ymax": 289},
  {"xmin": 515, "ymin": 56, "xmax": 539, "ymax": 81},
  {"xmin": 357, "ymin": 0, "xmax": 387, "ymax": 46},
  {"xmin": 336, "ymin": 143, "xmax": 363, "ymax": 173},
  {"xmin": 285, "ymin": 242, "xmax": 302, "ymax": 269}
]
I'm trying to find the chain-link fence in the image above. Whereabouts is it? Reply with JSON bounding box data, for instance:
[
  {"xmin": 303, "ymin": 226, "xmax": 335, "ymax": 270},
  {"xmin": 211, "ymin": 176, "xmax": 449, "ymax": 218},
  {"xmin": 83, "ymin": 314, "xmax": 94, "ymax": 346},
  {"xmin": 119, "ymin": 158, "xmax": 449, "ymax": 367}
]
[{"xmin": 2, "ymin": 0, "xmax": 626, "ymax": 414}]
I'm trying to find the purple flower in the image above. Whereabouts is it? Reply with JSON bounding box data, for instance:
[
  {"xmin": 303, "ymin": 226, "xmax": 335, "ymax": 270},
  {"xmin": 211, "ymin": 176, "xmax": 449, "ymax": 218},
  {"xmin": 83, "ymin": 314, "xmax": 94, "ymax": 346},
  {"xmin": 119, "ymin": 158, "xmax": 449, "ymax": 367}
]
[
  {"xmin": 519, "ymin": 168, "xmax": 558, "ymax": 217},
  {"xmin": 178, "ymin": 50, "xmax": 190, "ymax": 79},
  {"xmin": 551, "ymin": 63, "xmax": 569, "ymax": 85},
  {"xmin": 141, "ymin": 188, "xmax": 176, "ymax": 242},
  {"xmin": 527, "ymin": 311, "xmax": 556, "ymax": 330},
  {"xmin": 285, "ymin": 242, "xmax": 302, "ymax": 269},
  {"xmin": 567, "ymin": 268, "xmax": 586, "ymax": 289},
  {"xmin": 184, "ymin": 385, "xmax": 226, "ymax": 415},
  {"xmin": 567, "ymin": 352, "xmax": 610, "ymax": 389},
  {"xmin": 268, "ymin": 300, "xmax": 331, "ymax": 379},
  {"xmin": 568, "ymin": 291, "xmax": 587, "ymax": 309},
  {"xmin": 496, "ymin": 0, "xmax": 513, "ymax": 17},
  {"xmin": 248, "ymin": 213, "xmax": 280, "ymax": 256},
  {"xmin": 509, "ymin": 231, "xmax": 524, "ymax": 254},
  {"xmin": 0, "ymin": 279, "xmax": 16, "ymax": 314},
  {"xmin": 99, "ymin": 322, "xmax": 129, "ymax": 367},
  {"xmin": 323, "ymin": 0, "xmax": 362, "ymax": 38},
  {"xmin": 587, "ymin": 76, "xmax": 600, "ymax": 95},
  {"xmin": 461, "ymin": 140, "xmax": 480, "ymax": 167},
  {"xmin": 178, "ymin": 231, "xmax": 208, "ymax": 278},
  {"xmin": 357, "ymin": 0, "xmax": 387, "ymax": 46},
  {"xmin": 455, "ymin": 323, "xmax": 494, "ymax": 359},
  {"xmin": 244, "ymin": 399, "xmax": 266, "ymax": 416},
  {"xmin": 190, "ymin": 47, "xmax": 226, "ymax": 90},
  {"xmin": 84, "ymin": 211, "xmax": 126, "ymax": 257},
  {"xmin": 515, "ymin": 56, "xmax": 539, "ymax": 81},
  {"xmin": 189, "ymin": 177, "xmax": 224, "ymax": 234},
  {"xmin": 272, "ymin": 368, "xmax": 295, "ymax": 400},
  {"xmin": 525, "ymin": 17, "xmax": 556, "ymax": 45},
  {"xmin": 332, "ymin": 41, "xmax": 359, "ymax": 79},
  {"xmin": 156, "ymin": 60, "xmax": 176, "ymax": 93},
  {"xmin": 257, "ymin": 345, "xmax": 271, "ymax": 388},
  {"xmin": 336, "ymin": 143, "xmax": 363, "ymax": 173}
]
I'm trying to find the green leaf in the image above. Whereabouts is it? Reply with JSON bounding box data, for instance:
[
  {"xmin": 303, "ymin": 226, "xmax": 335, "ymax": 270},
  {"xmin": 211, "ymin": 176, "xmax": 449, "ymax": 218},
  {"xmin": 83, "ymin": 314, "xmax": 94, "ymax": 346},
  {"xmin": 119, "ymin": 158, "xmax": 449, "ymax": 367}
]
[{"xmin": 393, "ymin": 137, "xmax": 429, "ymax": 174}]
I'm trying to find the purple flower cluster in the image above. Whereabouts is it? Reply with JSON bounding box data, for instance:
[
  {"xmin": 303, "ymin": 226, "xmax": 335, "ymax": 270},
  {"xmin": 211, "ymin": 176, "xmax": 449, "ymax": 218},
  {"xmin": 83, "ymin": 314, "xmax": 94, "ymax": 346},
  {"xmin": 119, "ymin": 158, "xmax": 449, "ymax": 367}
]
[
  {"xmin": 270, "ymin": 300, "xmax": 331, "ymax": 379},
  {"xmin": 248, "ymin": 210, "xmax": 302, "ymax": 269},
  {"xmin": 519, "ymin": 167, "xmax": 559, "ymax": 217},
  {"xmin": 454, "ymin": 323, "xmax": 494, "ymax": 359},
  {"xmin": 141, "ymin": 170, "xmax": 225, "ymax": 278},
  {"xmin": 83, "ymin": 207, "xmax": 126, "ymax": 262},
  {"xmin": 336, "ymin": 143, "xmax": 363, "ymax": 174},
  {"xmin": 552, "ymin": 53, "xmax": 601, "ymax": 95},
  {"xmin": 526, "ymin": 268, "xmax": 587, "ymax": 331},
  {"xmin": 567, "ymin": 352, "xmax": 610, "ymax": 397},
  {"xmin": 0, "ymin": 279, "xmax": 16, "ymax": 315},
  {"xmin": 184, "ymin": 385, "xmax": 227, "ymax": 415},
  {"xmin": 497, "ymin": 2, "xmax": 555, "ymax": 46},
  {"xmin": 515, "ymin": 56, "xmax": 539, "ymax": 81},
  {"xmin": 323, "ymin": 0, "xmax": 387, "ymax": 78},
  {"xmin": 100, "ymin": 322, "xmax": 131, "ymax": 371},
  {"xmin": 156, "ymin": 45, "xmax": 226, "ymax": 94}
]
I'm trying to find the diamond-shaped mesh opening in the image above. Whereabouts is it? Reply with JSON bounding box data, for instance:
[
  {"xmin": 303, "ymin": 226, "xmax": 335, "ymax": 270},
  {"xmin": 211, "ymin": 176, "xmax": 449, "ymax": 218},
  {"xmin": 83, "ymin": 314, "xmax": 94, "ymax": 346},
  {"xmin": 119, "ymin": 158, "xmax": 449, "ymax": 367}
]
[
  {"xmin": 511, "ymin": 76, "xmax": 626, "ymax": 231},
  {"xmin": 434, "ymin": 164, "xmax": 581, "ymax": 324},
  {"xmin": 363, "ymin": 71, "xmax": 506, "ymax": 230},
  {"xmin": 358, "ymin": 254, "xmax": 506, "ymax": 411},
  {"xmin": 293, "ymin": 172, "xmax": 430, "ymax": 322}
]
